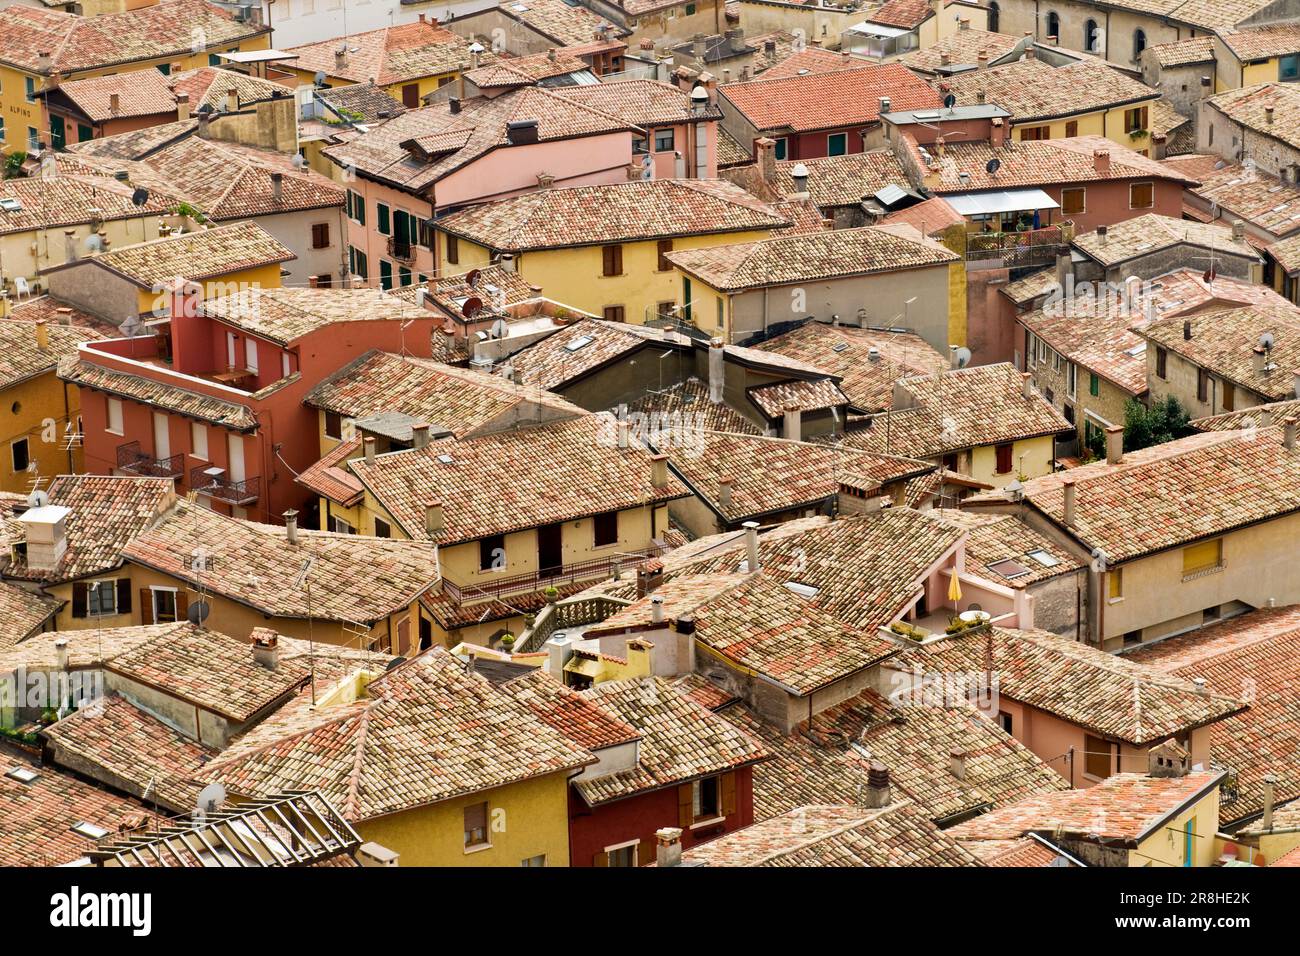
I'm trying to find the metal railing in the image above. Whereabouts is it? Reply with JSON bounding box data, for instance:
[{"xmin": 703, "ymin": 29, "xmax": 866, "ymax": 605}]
[
  {"xmin": 189, "ymin": 467, "xmax": 260, "ymax": 505},
  {"xmin": 386, "ymin": 237, "xmax": 415, "ymax": 263},
  {"xmin": 441, "ymin": 544, "xmax": 667, "ymax": 605},
  {"xmin": 116, "ymin": 441, "xmax": 184, "ymax": 480},
  {"xmin": 959, "ymin": 224, "xmax": 1070, "ymax": 268}
]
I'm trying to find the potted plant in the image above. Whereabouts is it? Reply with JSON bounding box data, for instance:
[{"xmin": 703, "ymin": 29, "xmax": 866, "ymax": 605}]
[
  {"xmin": 500, "ymin": 633, "xmax": 516, "ymax": 652},
  {"xmin": 543, "ymin": 585, "xmax": 559, "ymax": 602}
]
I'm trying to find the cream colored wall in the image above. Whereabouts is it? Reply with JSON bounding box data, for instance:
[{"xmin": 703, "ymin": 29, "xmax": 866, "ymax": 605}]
[
  {"xmin": 1, "ymin": 217, "xmax": 171, "ymax": 288},
  {"xmin": 1129, "ymin": 788, "xmax": 1220, "ymax": 867},
  {"xmin": 968, "ymin": 434, "xmax": 1055, "ymax": 485}
]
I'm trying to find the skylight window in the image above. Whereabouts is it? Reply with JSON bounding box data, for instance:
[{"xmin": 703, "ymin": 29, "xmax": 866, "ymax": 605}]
[
  {"xmin": 436, "ymin": 454, "xmax": 454, "ymax": 464},
  {"xmin": 987, "ymin": 558, "xmax": 1030, "ymax": 579},
  {"xmin": 71, "ymin": 821, "xmax": 110, "ymax": 839},
  {"xmin": 785, "ymin": 581, "xmax": 819, "ymax": 598},
  {"xmin": 832, "ymin": 342, "xmax": 849, "ymax": 353},
  {"xmin": 5, "ymin": 767, "xmax": 38, "ymax": 783},
  {"xmin": 0, "ymin": 198, "xmax": 21, "ymax": 213},
  {"xmin": 1124, "ymin": 343, "xmax": 1147, "ymax": 357},
  {"xmin": 564, "ymin": 335, "xmax": 594, "ymax": 352},
  {"xmin": 1026, "ymin": 549, "xmax": 1060, "ymax": 567}
]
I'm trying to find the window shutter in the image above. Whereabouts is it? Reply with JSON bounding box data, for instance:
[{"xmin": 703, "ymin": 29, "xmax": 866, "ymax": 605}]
[
  {"xmin": 71, "ymin": 582, "xmax": 88, "ymax": 618},
  {"xmin": 614, "ymin": 245, "xmax": 623, "ymax": 274},
  {"xmin": 1140, "ymin": 106, "xmax": 1149, "ymax": 129},
  {"xmin": 117, "ymin": 579, "xmax": 132, "ymax": 614},
  {"xmin": 592, "ymin": 851, "xmax": 609, "ymax": 867},
  {"xmin": 677, "ymin": 783, "xmax": 694, "ymax": 827},
  {"xmin": 637, "ymin": 840, "xmax": 654, "ymax": 867},
  {"xmin": 140, "ymin": 589, "xmax": 154, "ymax": 625},
  {"xmin": 657, "ymin": 239, "xmax": 672, "ymax": 272},
  {"xmin": 176, "ymin": 590, "xmax": 189, "ymax": 622},
  {"xmin": 720, "ymin": 771, "xmax": 737, "ymax": 817}
]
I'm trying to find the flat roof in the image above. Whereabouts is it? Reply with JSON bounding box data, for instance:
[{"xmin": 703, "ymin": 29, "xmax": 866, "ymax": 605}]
[
  {"xmin": 881, "ymin": 104, "xmax": 1011, "ymax": 123},
  {"xmin": 947, "ymin": 189, "xmax": 1061, "ymax": 216}
]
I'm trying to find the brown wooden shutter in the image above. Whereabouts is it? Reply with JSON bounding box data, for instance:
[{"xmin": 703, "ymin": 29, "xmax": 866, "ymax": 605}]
[
  {"xmin": 71, "ymin": 582, "xmax": 88, "ymax": 618},
  {"xmin": 720, "ymin": 771, "xmax": 737, "ymax": 817},
  {"xmin": 176, "ymin": 590, "xmax": 189, "ymax": 622},
  {"xmin": 657, "ymin": 239, "xmax": 673, "ymax": 272},
  {"xmin": 678, "ymin": 783, "xmax": 694, "ymax": 827},
  {"xmin": 592, "ymin": 850, "xmax": 609, "ymax": 867},
  {"xmin": 116, "ymin": 579, "xmax": 132, "ymax": 614},
  {"xmin": 140, "ymin": 589, "xmax": 154, "ymax": 624},
  {"xmin": 1140, "ymin": 106, "xmax": 1149, "ymax": 129},
  {"xmin": 637, "ymin": 839, "xmax": 655, "ymax": 867}
]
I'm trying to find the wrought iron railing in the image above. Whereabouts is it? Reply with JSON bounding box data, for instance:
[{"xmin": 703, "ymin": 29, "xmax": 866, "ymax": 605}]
[
  {"xmin": 116, "ymin": 441, "xmax": 184, "ymax": 479},
  {"xmin": 441, "ymin": 544, "xmax": 667, "ymax": 605},
  {"xmin": 960, "ymin": 224, "xmax": 1070, "ymax": 267},
  {"xmin": 189, "ymin": 467, "xmax": 260, "ymax": 505},
  {"xmin": 387, "ymin": 237, "xmax": 415, "ymax": 262}
]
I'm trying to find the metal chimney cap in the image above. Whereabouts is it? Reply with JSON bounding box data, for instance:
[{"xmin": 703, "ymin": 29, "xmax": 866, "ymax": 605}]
[
  {"xmin": 690, "ymin": 86, "xmax": 708, "ymax": 100},
  {"xmin": 791, "ymin": 163, "xmax": 809, "ymax": 177}
]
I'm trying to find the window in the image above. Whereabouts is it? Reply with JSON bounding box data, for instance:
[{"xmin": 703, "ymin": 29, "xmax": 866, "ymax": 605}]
[
  {"xmin": 827, "ymin": 132, "xmax": 848, "ymax": 156},
  {"xmin": 379, "ymin": 259, "xmax": 393, "ymax": 291},
  {"xmin": 1084, "ymin": 19, "xmax": 1099, "ymax": 53},
  {"xmin": 521, "ymin": 854, "xmax": 546, "ymax": 867},
  {"xmin": 1020, "ymin": 125, "xmax": 1050, "ymax": 141},
  {"xmin": 693, "ymin": 775, "xmax": 720, "ymax": 820},
  {"xmin": 1046, "ymin": 11, "xmax": 1060, "ymax": 40},
  {"xmin": 1182, "ymin": 538, "xmax": 1222, "ymax": 576},
  {"xmin": 1067, "ymin": 362, "xmax": 1077, "ymax": 399},
  {"xmin": 773, "ymin": 137, "xmax": 788, "ymax": 161},
  {"xmin": 463, "ymin": 802, "xmax": 489, "ymax": 849},
  {"xmin": 399, "ymin": 266, "xmax": 412, "ymax": 287},
  {"xmin": 245, "ymin": 337, "xmax": 259, "ymax": 374},
  {"xmin": 1061, "ymin": 187, "xmax": 1085, "ymax": 215},
  {"xmin": 1065, "ymin": 120, "xmax": 1078, "ymax": 137},
  {"xmin": 27, "ymin": 127, "xmax": 39, "ymax": 152},
  {"xmin": 106, "ymin": 397, "xmax": 123, "ymax": 434},
  {"xmin": 994, "ymin": 442, "xmax": 1013, "ymax": 475},
  {"xmin": 152, "ymin": 588, "xmax": 179, "ymax": 624},
  {"xmin": 87, "ymin": 580, "xmax": 116, "ymax": 616},
  {"xmin": 654, "ymin": 128, "xmax": 674, "ymax": 151},
  {"xmin": 593, "ymin": 510, "xmax": 618, "ymax": 547},
  {"xmin": 998, "ymin": 710, "xmax": 1012, "ymax": 734},
  {"xmin": 1222, "ymin": 380, "xmax": 1235, "ymax": 412},
  {"xmin": 349, "ymin": 246, "xmax": 368, "ymax": 280},
  {"xmin": 347, "ymin": 190, "xmax": 365, "ymax": 225},
  {"xmin": 1108, "ymin": 567, "xmax": 1123, "ymax": 600},
  {"xmin": 376, "ymin": 202, "xmax": 391, "ymax": 235},
  {"xmin": 374, "ymin": 517, "xmax": 391, "ymax": 538},
  {"xmin": 330, "ymin": 515, "xmax": 356, "ymax": 534},
  {"xmin": 603, "ymin": 305, "xmax": 625, "ymax": 323},
  {"xmin": 446, "ymin": 233, "xmax": 459, "ymax": 265},
  {"xmin": 191, "ymin": 422, "xmax": 208, "ymax": 460},
  {"xmin": 282, "ymin": 352, "xmax": 291, "ymax": 378},
  {"xmin": 1197, "ymin": 368, "xmax": 1210, "ymax": 403},
  {"xmin": 324, "ymin": 411, "xmax": 343, "ymax": 440},
  {"xmin": 656, "ymin": 239, "xmax": 673, "ymax": 272},
  {"xmin": 480, "ymin": 533, "xmax": 505, "ymax": 571},
  {"xmin": 656, "ymin": 300, "xmax": 675, "ymax": 319},
  {"xmin": 1084, "ymin": 733, "xmax": 1112, "ymax": 779},
  {"xmin": 608, "ymin": 843, "xmax": 638, "ymax": 866},
  {"xmin": 1133, "ymin": 29, "xmax": 1147, "ymax": 60},
  {"xmin": 24, "ymin": 76, "xmax": 36, "ymax": 103},
  {"xmin": 1124, "ymin": 106, "xmax": 1149, "ymax": 133},
  {"xmin": 632, "ymin": 135, "xmax": 648, "ymax": 154},
  {"xmin": 1155, "ymin": 346, "xmax": 1167, "ymax": 379},
  {"xmin": 1089, "ymin": 372, "xmax": 1100, "ymax": 397},
  {"xmin": 311, "ymin": 223, "xmax": 330, "ymax": 249},
  {"xmin": 684, "ymin": 1, "xmax": 696, "ymax": 13},
  {"xmin": 11, "ymin": 438, "xmax": 28, "ymax": 473},
  {"xmin": 601, "ymin": 244, "xmax": 623, "ymax": 276},
  {"xmin": 987, "ymin": 1, "xmax": 999, "ymax": 33},
  {"xmin": 716, "ymin": 298, "xmax": 725, "ymax": 330},
  {"xmin": 1281, "ymin": 54, "xmax": 1300, "ymax": 81}
]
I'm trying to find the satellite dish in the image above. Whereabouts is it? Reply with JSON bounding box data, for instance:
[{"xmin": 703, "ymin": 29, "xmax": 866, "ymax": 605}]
[
  {"xmin": 314, "ymin": 71, "xmax": 327, "ymax": 86},
  {"xmin": 1203, "ymin": 267, "xmax": 1216, "ymax": 283},
  {"xmin": 954, "ymin": 346, "xmax": 972, "ymax": 368},
  {"xmin": 26, "ymin": 489, "xmax": 48, "ymax": 508},
  {"xmin": 131, "ymin": 187, "xmax": 150, "ymax": 207},
  {"xmin": 84, "ymin": 234, "xmax": 104, "ymax": 253},
  {"xmin": 464, "ymin": 268, "xmax": 480, "ymax": 288},
  {"xmin": 384, "ymin": 656, "xmax": 407, "ymax": 672},
  {"xmin": 462, "ymin": 295, "xmax": 483, "ymax": 319},
  {"xmin": 187, "ymin": 599, "xmax": 210, "ymax": 625},
  {"xmin": 490, "ymin": 318, "xmax": 509, "ymax": 339},
  {"xmin": 943, "ymin": 93, "xmax": 957, "ymax": 109},
  {"xmin": 1259, "ymin": 331, "xmax": 1276, "ymax": 350},
  {"xmin": 291, "ymin": 153, "xmax": 306, "ymax": 169},
  {"xmin": 986, "ymin": 157, "xmax": 1001, "ymax": 175},
  {"xmin": 196, "ymin": 782, "xmax": 226, "ymax": 814}
]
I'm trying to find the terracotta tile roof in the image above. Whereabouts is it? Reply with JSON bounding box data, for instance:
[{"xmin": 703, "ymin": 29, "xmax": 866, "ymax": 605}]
[
  {"xmin": 1138, "ymin": 303, "xmax": 1300, "ymax": 401},
  {"xmin": 904, "ymin": 625, "xmax": 1245, "ymax": 745},
  {"xmin": 57, "ymin": 353, "xmax": 259, "ymax": 430},
  {"xmin": 1146, "ymin": 35, "xmax": 1216, "ymax": 67},
  {"xmin": 62, "ymin": 222, "xmax": 295, "ymax": 289},
  {"xmin": 929, "ymin": 510, "xmax": 1082, "ymax": 587},
  {"xmin": 938, "ymin": 58, "xmax": 1157, "ymax": 123},
  {"xmin": 1162, "ymin": 152, "xmax": 1229, "ymax": 182},
  {"xmin": 169, "ymin": 66, "xmax": 288, "ymax": 112},
  {"xmin": 757, "ymin": 47, "xmax": 872, "ymax": 80},
  {"xmin": 465, "ymin": 48, "xmax": 590, "ymax": 88},
  {"xmin": 973, "ymin": 428, "xmax": 1300, "ymax": 562},
  {"xmin": 0, "ymin": 580, "xmax": 61, "ymax": 645},
  {"xmin": 52, "ymin": 67, "xmax": 287, "ymax": 124},
  {"xmin": 722, "ymin": 691, "xmax": 1068, "ymax": 824},
  {"xmin": 501, "ymin": 318, "xmax": 680, "ymax": 390},
  {"xmin": 680, "ymin": 802, "xmax": 982, "ymax": 866},
  {"xmin": 1018, "ymin": 289, "xmax": 1152, "ymax": 396},
  {"xmin": 321, "ymin": 86, "xmax": 634, "ymax": 192},
  {"xmin": 1220, "ymin": 23, "xmax": 1300, "ymax": 60},
  {"xmin": 668, "ymin": 672, "xmax": 740, "ymax": 711},
  {"xmin": 746, "ymin": 378, "xmax": 849, "ymax": 416},
  {"xmin": 2, "ymin": 475, "xmax": 174, "ymax": 584},
  {"xmin": 1073, "ymin": 213, "xmax": 1257, "ymax": 267},
  {"xmin": 948, "ymin": 770, "xmax": 1224, "ymax": 844},
  {"xmin": 500, "ymin": 668, "xmax": 641, "ymax": 751},
  {"xmin": 283, "ymin": 20, "xmax": 481, "ymax": 85},
  {"xmin": 121, "ymin": 501, "xmax": 440, "ymax": 624},
  {"xmin": 962, "ymin": 836, "xmax": 1065, "ymax": 866},
  {"xmin": 0, "ymin": 1, "xmax": 269, "ymax": 75},
  {"xmin": 716, "ymin": 125, "xmax": 753, "ymax": 167},
  {"xmin": 752, "ymin": 321, "xmax": 947, "ymax": 413},
  {"xmin": 1191, "ymin": 165, "xmax": 1300, "ymax": 237},
  {"xmin": 929, "ymin": 136, "xmax": 1196, "ymax": 193},
  {"xmin": 1000, "ymin": 267, "xmax": 1058, "ymax": 306},
  {"xmin": 1272, "ymin": 844, "xmax": 1300, "ymax": 866},
  {"xmin": 878, "ymin": 195, "xmax": 966, "ymax": 236},
  {"xmin": 70, "ymin": 132, "xmax": 344, "ymax": 221},
  {"xmin": 1150, "ymin": 97, "xmax": 1192, "ymax": 144},
  {"xmin": 5, "ymin": 296, "xmax": 116, "ymax": 335},
  {"xmin": 569, "ymin": 676, "xmax": 768, "ymax": 804},
  {"xmin": 41, "ymin": 694, "xmax": 213, "ymax": 812},
  {"xmin": 558, "ymin": 77, "xmax": 722, "ymax": 126},
  {"xmin": 845, "ymin": 362, "xmax": 1072, "ymax": 459},
  {"xmin": 0, "ymin": 170, "xmax": 176, "ymax": 237},
  {"xmin": 665, "ymin": 224, "xmax": 957, "ymax": 293},
  {"xmin": 437, "ymin": 178, "xmax": 788, "ymax": 251},
  {"xmin": 207, "ymin": 648, "xmax": 592, "ymax": 820},
  {"xmin": 497, "ymin": 0, "xmax": 620, "ymax": 46},
  {"xmin": 304, "ymin": 349, "xmax": 582, "ymax": 436},
  {"xmin": 199, "ymin": 287, "xmax": 429, "ymax": 347},
  {"xmin": 868, "ymin": 0, "xmax": 936, "ymax": 29},
  {"xmin": 898, "ymin": 29, "xmax": 1022, "ymax": 74},
  {"xmin": 1207, "ymin": 83, "xmax": 1300, "ymax": 151},
  {"xmin": 0, "ymin": 620, "xmax": 160, "ymax": 671},
  {"xmin": 663, "ymin": 430, "xmax": 933, "ymax": 523},
  {"xmin": 720, "ymin": 63, "xmax": 941, "ymax": 134},
  {"xmin": 0, "ymin": 317, "xmax": 103, "ymax": 390},
  {"xmin": 0, "ymin": 759, "xmax": 149, "ymax": 866},
  {"xmin": 314, "ymin": 82, "xmax": 406, "ymax": 123},
  {"xmin": 296, "ymin": 437, "xmax": 366, "ymax": 507},
  {"xmin": 1192, "ymin": 395, "xmax": 1300, "ymax": 431},
  {"xmin": 1128, "ymin": 605, "xmax": 1300, "ymax": 823},
  {"xmin": 625, "ymin": 377, "xmax": 764, "ymax": 435}
]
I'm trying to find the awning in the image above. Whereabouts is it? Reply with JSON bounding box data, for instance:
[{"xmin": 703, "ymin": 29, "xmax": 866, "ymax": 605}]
[
  {"xmin": 946, "ymin": 189, "xmax": 1061, "ymax": 217},
  {"xmin": 846, "ymin": 22, "xmax": 912, "ymax": 39},
  {"xmin": 219, "ymin": 49, "xmax": 299, "ymax": 64}
]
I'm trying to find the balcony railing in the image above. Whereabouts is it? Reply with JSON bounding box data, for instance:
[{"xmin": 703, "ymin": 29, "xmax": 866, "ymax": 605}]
[
  {"xmin": 441, "ymin": 543, "xmax": 668, "ymax": 605},
  {"xmin": 386, "ymin": 237, "xmax": 415, "ymax": 263},
  {"xmin": 189, "ymin": 466, "xmax": 260, "ymax": 506},
  {"xmin": 116, "ymin": 441, "xmax": 185, "ymax": 480},
  {"xmin": 958, "ymin": 224, "xmax": 1071, "ymax": 268}
]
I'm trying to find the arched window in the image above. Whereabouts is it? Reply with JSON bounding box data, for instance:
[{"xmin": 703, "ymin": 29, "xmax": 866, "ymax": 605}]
[
  {"xmin": 1085, "ymin": 19, "xmax": 1100, "ymax": 53},
  {"xmin": 988, "ymin": 1, "xmax": 1000, "ymax": 33},
  {"xmin": 1134, "ymin": 29, "xmax": 1147, "ymax": 60},
  {"xmin": 1046, "ymin": 11, "xmax": 1060, "ymax": 40}
]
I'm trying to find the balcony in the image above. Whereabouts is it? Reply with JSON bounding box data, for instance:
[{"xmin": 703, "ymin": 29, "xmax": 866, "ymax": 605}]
[
  {"xmin": 190, "ymin": 466, "xmax": 260, "ymax": 506},
  {"xmin": 441, "ymin": 544, "xmax": 668, "ymax": 605},
  {"xmin": 386, "ymin": 237, "xmax": 415, "ymax": 263},
  {"xmin": 116, "ymin": 441, "xmax": 185, "ymax": 480},
  {"xmin": 957, "ymin": 224, "xmax": 1071, "ymax": 270}
]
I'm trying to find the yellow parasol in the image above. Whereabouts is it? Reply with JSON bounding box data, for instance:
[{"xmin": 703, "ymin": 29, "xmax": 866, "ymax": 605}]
[{"xmin": 947, "ymin": 572, "xmax": 963, "ymax": 604}]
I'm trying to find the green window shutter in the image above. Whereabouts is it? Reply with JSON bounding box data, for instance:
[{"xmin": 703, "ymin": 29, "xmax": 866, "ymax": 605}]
[
  {"xmin": 377, "ymin": 203, "xmax": 391, "ymax": 235},
  {"xmin": 380, "ymin": 259, "xmax": 393, "ymax": 290},
  {"xmin": 1090, "ymin": 373, "xmax": 1099, "ymax": 397},
  {"xmin": 399, "ymin": 266, "xmax": 412, "ymax": 286}
]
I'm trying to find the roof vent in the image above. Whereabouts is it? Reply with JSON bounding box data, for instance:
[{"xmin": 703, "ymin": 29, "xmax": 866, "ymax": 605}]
[{"xmin": 506, "ymin": 119, "xmax": 540, "ymax": 145}]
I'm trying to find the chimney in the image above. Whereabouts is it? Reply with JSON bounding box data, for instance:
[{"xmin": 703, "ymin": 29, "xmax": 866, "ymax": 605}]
[
  {"xmin": 717, "ymin": 476, "xmax": 733, "ymax": 510},
  {"xmin": 356, "ymin": 843, "xmax": 399, "ymax": 867},
  {"xmin": 959, "ymin": 17, "xmax": 970, "ymax": 29},
  {"xmin": 411, "ymin": 423, "xmax": 431, "ymax": 450},
  {"xmin": 1105, "ymin": 425, "xmax": 1123, "ymax": 465},
  {"xmin": 940, "ymin": 52, "xmax": 951, "ymax": 66},
  {"xmin": 1055, "ymin": 252, "xmax": 1070, "ymax": 289},
  {"xmin": 949, "ymin": 751, "xmax": 967, "ymax": 780},
  {"xmin": 363, "ymin": 436, "xmax": 376, "ymax": 463},
  {"xmin": 1262, "ymin": 774, "xmax": 1278, "ymax": 830},
  {"xmin": 708, "ymin": 337, "xmax": 725, "ymax": 403},
  {"xmin": 1098, "ymin": 224, "xmax": 1108, "ymax": 244},
  {"xmin": 448, "ymin": 96, "xmax": 461, "ymax": 115},
  {"xmin": 36, "ymin": 51, "xmax": 52, "ymax": 74},
  {"xmin": 1093, "ymin": 149, "xmax": 1111, "ymax": 175},
  {"xmin": 743, "ymin": 519, "xmax": 760, "ymax": 572},
  {"xmin": 990, "ymin": 116, "xmax": 1006, "ymax": 147},
  {"xmin": 655, "ymin": 827, "xmax": 683, "ymax": 867},
  {"xmin": 755, "ymin": 136, "xmax": 776, "ymax": 184},
  {"xmin": 33, "ymin": 318, "xmax": 49, "ymax": 352},
  {"xmin": 498, "ymin": 253, "xmax": 516, "ymax": 273},
  {"xmin": 283, "ymin": 509, "xmax": 299, "ymax": 545},
  {"xmin": 176, "ymin": 93, "xmax": 190, "ymax": 122},
  {"xmin": 546, "ymin": 635, "xmax": 573, "ymax": 678},
  {"xmin": 1183, "ymin": 319, "xmax": 1193, "ymax": 341},
  {"xmin": 17, "ymin": 504, "xmax": 70, "ymax": 571},
  {"xmin": 1062, "ymin": 479, "xmax": 1077, "ymax": 528},
  {"xmin": 425, "ymin": 501, "xmax": 445, "ymax": 534},
  {"xmin": 110, "ymin": 92, "xmax": 121, "ymax": 116},
  {"xmin": 1021, "ymin": 372, "xmax": 1033, "ymax": 399},
  {"xmin": 1261, "ymin": 406, "xmax": 1275, "ymax": 427},
  {"xmin": 1266, "ymin": 106, "xmax": 1275, "ymax": 125},
  {"xmin": 692, "ymin": 32, "xmax": 707, "ymax": 59},
  {"xmin": 1284, "ymin": 418, "xmax": 1297, "ymax": 450},
  {"xmin": 636, "ymin": 560, "xmax": 664, "ymax": 597},
  {"xmin": 650, "ymin": 595, "xmax": 665, "ymax": 624},
  {"xmin": 226, "ymin": 88, "xmax": 238, "ymax": 113},
  {"xmin": 977, "ymin": 51, "xmax": 989, "ymax": 69},
  {"xmin": 790, "ymin": 162, "xmax": 809, "ymax": 196},
  {"xmin": 1232, "ymin": 219, "xmax": 1245, "ymax": 241},
  {"xmin": 783, "ymin": 404, "xmax": 801, "ymax": 441},
  {"xmin": 251, "ymin": 630, "xmax": 280, "ymax": 669},
  {"xmin": 55, "ymin": 637, "xmax": 69, "ymax": 672},
  {"xmin": 864, "ymin": 761, "xmax": 891, "ymax": 808},
  {"xmin": 270, "ymin": 172, "xmax": 284, "ymax": 203}
]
